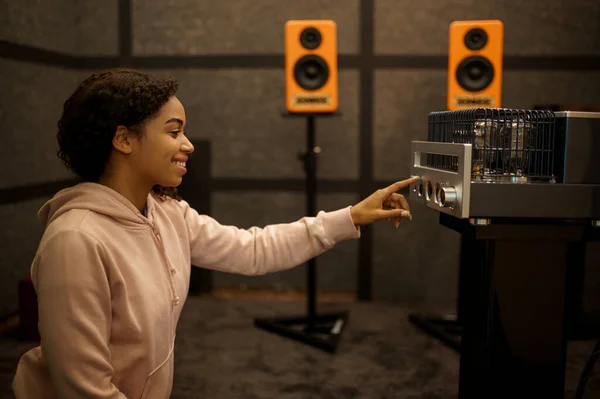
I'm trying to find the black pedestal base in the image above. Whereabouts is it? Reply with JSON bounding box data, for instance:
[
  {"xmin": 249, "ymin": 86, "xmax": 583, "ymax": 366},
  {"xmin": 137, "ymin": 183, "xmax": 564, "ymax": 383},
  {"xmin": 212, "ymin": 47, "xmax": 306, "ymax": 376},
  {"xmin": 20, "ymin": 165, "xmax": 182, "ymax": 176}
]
[
  {"xmin": 429, "ymin": 215, "xmax": 600, "ymax": 399},
  {"xmin": 408, "ymin": 313, "xmax": 461, "ymax": 352},
  {"xmin": 254, "ymin": 311, "xmax": 348, "ymax": 354}
]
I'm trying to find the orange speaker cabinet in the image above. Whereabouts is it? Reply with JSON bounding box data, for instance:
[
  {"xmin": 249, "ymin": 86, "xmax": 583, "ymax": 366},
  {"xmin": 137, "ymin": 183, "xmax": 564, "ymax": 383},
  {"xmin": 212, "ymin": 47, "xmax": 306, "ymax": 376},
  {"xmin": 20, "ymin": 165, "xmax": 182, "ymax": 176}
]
[
  {"xmin": 448, "ymin": 20, "xmax": 504, "ymax": 110},
  {"xmin": 285, "ymin": 20, "xmax": 338, "ymax": 113}
]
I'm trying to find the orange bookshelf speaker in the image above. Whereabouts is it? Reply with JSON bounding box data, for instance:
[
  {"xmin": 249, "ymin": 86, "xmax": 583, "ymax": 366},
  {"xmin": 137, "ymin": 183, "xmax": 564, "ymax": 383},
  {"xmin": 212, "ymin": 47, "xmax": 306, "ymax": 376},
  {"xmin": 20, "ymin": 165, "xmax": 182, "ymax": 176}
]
[
  {"xmin": 285, "ymin": 20, "xmax": 338, "ymax": 113},
  {"xmin": 448, "ymin": 20, "xmax": 504, "ymax": 110}
]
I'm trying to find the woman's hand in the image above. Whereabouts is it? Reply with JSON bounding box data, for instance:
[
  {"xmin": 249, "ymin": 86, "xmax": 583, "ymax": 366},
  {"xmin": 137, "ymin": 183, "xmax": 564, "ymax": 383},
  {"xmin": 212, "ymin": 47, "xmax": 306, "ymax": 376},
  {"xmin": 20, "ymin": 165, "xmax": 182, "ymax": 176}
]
[{"xmin": 350, "ymin": 176, "xmax": 419, "ymax": 228}]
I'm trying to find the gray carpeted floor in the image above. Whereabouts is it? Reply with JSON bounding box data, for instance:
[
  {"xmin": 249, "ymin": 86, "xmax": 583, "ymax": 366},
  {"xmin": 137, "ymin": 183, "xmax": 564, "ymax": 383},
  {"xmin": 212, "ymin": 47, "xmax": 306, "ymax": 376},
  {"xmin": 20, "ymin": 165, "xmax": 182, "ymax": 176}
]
[{"xmin": 1, "ymin": 296, "xmax": 599, "ymax": 398}]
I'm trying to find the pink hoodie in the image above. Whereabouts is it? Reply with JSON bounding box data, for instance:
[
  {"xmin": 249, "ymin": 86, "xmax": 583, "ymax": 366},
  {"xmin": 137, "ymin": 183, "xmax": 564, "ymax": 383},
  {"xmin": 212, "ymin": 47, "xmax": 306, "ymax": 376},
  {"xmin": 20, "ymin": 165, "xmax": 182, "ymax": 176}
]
[{"xmin": 12, "ymin": 182, "xmax": 360, "ymax": 398}]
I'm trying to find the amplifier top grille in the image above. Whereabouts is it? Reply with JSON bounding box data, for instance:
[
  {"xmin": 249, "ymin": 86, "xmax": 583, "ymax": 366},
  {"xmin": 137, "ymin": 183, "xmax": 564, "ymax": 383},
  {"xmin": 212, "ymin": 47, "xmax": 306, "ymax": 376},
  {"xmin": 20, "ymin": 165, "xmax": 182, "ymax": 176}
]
[{"xmin": 426, "ymin": 108, "xmax": 556, "ymax": 182}]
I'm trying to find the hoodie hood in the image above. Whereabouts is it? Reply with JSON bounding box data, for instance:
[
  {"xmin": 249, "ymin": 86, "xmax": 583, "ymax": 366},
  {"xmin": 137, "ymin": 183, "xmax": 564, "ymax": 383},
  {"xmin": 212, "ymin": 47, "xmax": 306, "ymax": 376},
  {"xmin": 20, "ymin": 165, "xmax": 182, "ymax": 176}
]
[{"xmin": 38, "ymin": 182, "xmax": 155, "ymax": 228}]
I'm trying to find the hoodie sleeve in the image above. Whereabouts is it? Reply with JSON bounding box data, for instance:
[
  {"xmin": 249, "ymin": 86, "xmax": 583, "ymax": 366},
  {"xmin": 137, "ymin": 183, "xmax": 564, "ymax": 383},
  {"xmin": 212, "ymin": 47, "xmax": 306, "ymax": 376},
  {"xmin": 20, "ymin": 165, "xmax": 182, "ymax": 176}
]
[
  {"xmin": 178, "ymin": 200, "xmax": 361, "ymax": 275},
  {"xmin": 32, "ymin": 228, "xmax": 129, "ymax": 399}
]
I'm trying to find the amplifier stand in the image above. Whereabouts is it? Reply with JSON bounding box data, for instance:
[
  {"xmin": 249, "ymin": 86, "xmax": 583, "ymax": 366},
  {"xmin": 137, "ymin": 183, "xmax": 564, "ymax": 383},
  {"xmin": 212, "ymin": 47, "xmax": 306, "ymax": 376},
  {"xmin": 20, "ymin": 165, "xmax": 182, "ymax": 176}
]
[{"xmin": 424, "ymin": 214, "xmax": 596, "ymax": 399}]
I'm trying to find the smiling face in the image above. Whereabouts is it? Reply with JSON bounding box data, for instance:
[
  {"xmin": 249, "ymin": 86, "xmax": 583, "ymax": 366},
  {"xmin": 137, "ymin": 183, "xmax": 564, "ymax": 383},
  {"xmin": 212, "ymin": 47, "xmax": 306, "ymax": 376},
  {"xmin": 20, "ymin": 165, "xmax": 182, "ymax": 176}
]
[{"xmin": 128, "ymin": 95, "xmax": 194, "ymax": 189}]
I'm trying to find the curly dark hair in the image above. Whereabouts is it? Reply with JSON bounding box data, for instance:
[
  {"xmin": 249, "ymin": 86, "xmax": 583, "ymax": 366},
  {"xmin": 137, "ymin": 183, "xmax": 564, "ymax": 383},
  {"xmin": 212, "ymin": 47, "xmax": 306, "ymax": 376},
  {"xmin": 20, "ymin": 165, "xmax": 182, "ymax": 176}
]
[{"xmin": 57, "ymin": 67, "xmax": 182, "ymax": 200}]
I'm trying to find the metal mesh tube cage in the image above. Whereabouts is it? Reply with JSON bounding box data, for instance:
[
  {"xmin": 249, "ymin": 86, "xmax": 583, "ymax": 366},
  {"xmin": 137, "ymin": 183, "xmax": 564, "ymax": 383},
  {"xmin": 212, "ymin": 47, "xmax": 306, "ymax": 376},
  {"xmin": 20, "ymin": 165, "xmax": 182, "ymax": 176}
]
[{"xmin": 426, "ymin": 108, "xmax": 556, "ymax": 182}]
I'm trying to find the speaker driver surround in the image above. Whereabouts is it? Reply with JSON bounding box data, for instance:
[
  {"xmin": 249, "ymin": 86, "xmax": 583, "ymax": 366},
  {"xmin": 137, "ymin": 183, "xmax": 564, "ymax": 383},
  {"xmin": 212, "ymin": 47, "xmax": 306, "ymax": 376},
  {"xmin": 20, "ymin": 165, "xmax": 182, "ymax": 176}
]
[
  {"xmin": 293, "ymin": 55, "xmax": 329, "ymax": 91},
  {"xmin": 300, "ymin": 27, "xmax": 322, "ymax": 50},
  {"xmin": 456, "ymin": 56, "xmax": 494, "ymax": 92},
  {"xmin": 464, "ymin": 28, "xmax": 488, "ymax": 50}
]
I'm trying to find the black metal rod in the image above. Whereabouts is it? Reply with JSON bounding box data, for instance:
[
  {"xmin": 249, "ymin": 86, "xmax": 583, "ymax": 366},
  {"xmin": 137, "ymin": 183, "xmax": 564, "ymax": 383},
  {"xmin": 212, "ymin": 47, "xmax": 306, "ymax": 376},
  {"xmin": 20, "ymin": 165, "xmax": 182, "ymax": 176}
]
[
  {"xmin": 306, "ymin": 115, "xmax": 317, "ymax": 330},
  {"xmin": 253, "ymin": 112, "xmax": 348, "ymax": 354}
]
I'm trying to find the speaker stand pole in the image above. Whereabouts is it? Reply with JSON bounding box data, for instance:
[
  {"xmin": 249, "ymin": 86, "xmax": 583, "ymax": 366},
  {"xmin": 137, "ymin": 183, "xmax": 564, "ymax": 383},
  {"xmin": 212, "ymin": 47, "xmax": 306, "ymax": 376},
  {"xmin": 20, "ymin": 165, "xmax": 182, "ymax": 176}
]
[{"xmin": 254, "ymin": 113, "xmax": 349, "ymax": 354}]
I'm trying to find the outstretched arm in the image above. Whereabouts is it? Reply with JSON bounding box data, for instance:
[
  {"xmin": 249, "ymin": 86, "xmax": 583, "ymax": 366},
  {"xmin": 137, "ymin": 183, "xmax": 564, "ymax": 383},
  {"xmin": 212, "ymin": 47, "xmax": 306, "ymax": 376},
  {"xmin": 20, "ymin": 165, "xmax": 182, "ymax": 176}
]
[
  {"xmin": 182, "ymin": 203, "xmax": 360, "ymax": 275},
  {"xmin": 181, "ymin": 177, "xmax": 418, "ymax": 276}
]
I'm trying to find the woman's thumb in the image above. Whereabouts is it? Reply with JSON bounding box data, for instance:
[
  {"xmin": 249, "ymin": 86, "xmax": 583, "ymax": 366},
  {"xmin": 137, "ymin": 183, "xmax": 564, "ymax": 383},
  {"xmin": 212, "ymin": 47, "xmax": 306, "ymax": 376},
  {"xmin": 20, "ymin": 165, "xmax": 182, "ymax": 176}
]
[{"xmin": 383, "ymin": 209, "xmax": 412, "ymax": 221}]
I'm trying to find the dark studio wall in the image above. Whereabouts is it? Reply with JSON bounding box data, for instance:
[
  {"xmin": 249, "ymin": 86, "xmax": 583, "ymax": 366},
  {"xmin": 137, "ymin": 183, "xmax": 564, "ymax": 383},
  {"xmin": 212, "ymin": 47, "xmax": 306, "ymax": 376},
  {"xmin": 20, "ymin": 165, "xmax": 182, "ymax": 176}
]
[{"xmin": 1, "ymin": 0, "xmax": 599, "ymax": 320}]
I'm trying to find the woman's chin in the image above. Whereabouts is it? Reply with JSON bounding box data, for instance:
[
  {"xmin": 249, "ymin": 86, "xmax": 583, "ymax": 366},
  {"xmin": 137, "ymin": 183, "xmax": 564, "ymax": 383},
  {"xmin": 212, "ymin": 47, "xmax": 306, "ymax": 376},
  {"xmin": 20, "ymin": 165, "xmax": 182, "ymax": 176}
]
[
  {"xmin": 155, "ymin": 177, "xmax": 183, "ymax": 188},
  {"xmin": 167, "ymin": 177, "xmax": 183, "ymax": 187}
]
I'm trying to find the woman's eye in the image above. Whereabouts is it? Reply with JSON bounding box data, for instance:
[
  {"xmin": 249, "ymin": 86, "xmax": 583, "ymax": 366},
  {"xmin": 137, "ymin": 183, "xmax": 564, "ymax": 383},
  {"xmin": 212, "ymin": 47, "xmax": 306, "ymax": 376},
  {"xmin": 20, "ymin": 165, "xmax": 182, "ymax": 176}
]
[{"xmin": 169, "ymin": 130, "xmax": 181, "ymax": 136}]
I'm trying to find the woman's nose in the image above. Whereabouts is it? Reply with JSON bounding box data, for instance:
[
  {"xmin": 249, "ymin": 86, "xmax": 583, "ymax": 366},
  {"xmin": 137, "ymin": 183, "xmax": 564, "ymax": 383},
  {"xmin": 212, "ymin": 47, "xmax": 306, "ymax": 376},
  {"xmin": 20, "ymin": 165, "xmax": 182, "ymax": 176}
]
[{"xmin": 181, "ymin": 140, "xmax": 194, "ymax": 154}]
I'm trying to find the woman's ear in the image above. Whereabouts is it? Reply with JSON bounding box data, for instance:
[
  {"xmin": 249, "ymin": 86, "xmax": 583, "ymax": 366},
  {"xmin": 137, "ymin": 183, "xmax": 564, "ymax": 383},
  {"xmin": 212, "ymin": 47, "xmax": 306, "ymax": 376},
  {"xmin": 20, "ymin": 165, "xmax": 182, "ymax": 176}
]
[{"xmin": 112, "ymin": 126, "xmax": 133, "ymax": 155}]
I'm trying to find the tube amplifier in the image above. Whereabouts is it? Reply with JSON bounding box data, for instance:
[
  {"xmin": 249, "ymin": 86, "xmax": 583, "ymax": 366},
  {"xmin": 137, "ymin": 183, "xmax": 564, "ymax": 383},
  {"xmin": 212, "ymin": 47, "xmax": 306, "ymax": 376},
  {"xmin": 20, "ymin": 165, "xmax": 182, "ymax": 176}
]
[{"xmin": 409, "ymin": 108, "xmax": 600, "ymax": 223}]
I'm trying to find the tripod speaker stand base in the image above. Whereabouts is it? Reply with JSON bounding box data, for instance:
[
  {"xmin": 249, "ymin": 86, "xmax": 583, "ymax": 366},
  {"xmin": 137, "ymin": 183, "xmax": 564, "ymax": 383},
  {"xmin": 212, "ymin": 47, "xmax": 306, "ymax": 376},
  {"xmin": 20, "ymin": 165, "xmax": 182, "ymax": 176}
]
[
  {"xmin": 253, "ymin": 111, "xmax": 348, "ymax": 354},
  {"xmin": 254, "ymin": 310, "xmax": 349, "ymax": 354},
  {"xmin": 407, "ymin": 313, "xmax": 461, "ymax": 352}
]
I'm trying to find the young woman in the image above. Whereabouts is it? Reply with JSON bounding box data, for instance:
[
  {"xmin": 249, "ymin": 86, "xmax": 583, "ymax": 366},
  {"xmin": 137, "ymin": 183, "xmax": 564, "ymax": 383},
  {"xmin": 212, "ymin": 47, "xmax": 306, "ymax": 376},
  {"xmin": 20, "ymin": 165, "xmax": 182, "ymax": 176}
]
[{"xmin": 12, "ymin": 67, "xmax": 417, "ymax": 399}]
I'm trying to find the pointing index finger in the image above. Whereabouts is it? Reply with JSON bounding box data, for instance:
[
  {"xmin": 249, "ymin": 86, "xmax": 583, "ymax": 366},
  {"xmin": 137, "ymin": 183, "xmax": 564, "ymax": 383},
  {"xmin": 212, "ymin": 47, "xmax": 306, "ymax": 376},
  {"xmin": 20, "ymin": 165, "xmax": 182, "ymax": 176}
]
[{"xmin": 384, "ymin": 176, "xmax": 420, "ymax": 195}]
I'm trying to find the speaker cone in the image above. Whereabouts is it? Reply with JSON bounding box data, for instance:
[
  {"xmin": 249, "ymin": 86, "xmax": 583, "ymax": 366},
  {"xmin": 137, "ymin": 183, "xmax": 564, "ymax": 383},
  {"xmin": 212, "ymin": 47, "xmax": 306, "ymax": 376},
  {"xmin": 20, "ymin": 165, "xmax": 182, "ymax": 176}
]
[
  {"xmin": 293, "ymin": 55, "xmax": 329, "ymax": 90},
  {"xmin": 456, "ymin": 56, "xmax": 494, "ymax": 92},
  {"xmin": 300, "ymin": 27, "xmax": 322, "ymax": 50},
  {"xmin": 464, "ymin": 28, "xmax": 488, "ymax": 50}
]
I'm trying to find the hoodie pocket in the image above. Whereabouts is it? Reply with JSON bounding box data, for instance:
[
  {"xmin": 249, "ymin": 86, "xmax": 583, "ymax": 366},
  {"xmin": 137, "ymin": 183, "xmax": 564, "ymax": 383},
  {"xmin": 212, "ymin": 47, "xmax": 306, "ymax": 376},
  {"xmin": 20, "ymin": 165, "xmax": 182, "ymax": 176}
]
[{"xmin": 140, "ymin": 342, "xmax": 175, "ymax": 399}]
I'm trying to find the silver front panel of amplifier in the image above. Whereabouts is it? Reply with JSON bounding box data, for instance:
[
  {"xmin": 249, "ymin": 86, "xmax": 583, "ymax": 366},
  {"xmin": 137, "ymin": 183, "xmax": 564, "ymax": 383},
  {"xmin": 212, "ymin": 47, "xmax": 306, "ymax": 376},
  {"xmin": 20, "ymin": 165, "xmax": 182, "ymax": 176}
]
[{"xmin": 409, "ymin": 141, "xmax": 472, "ymax": 219}]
